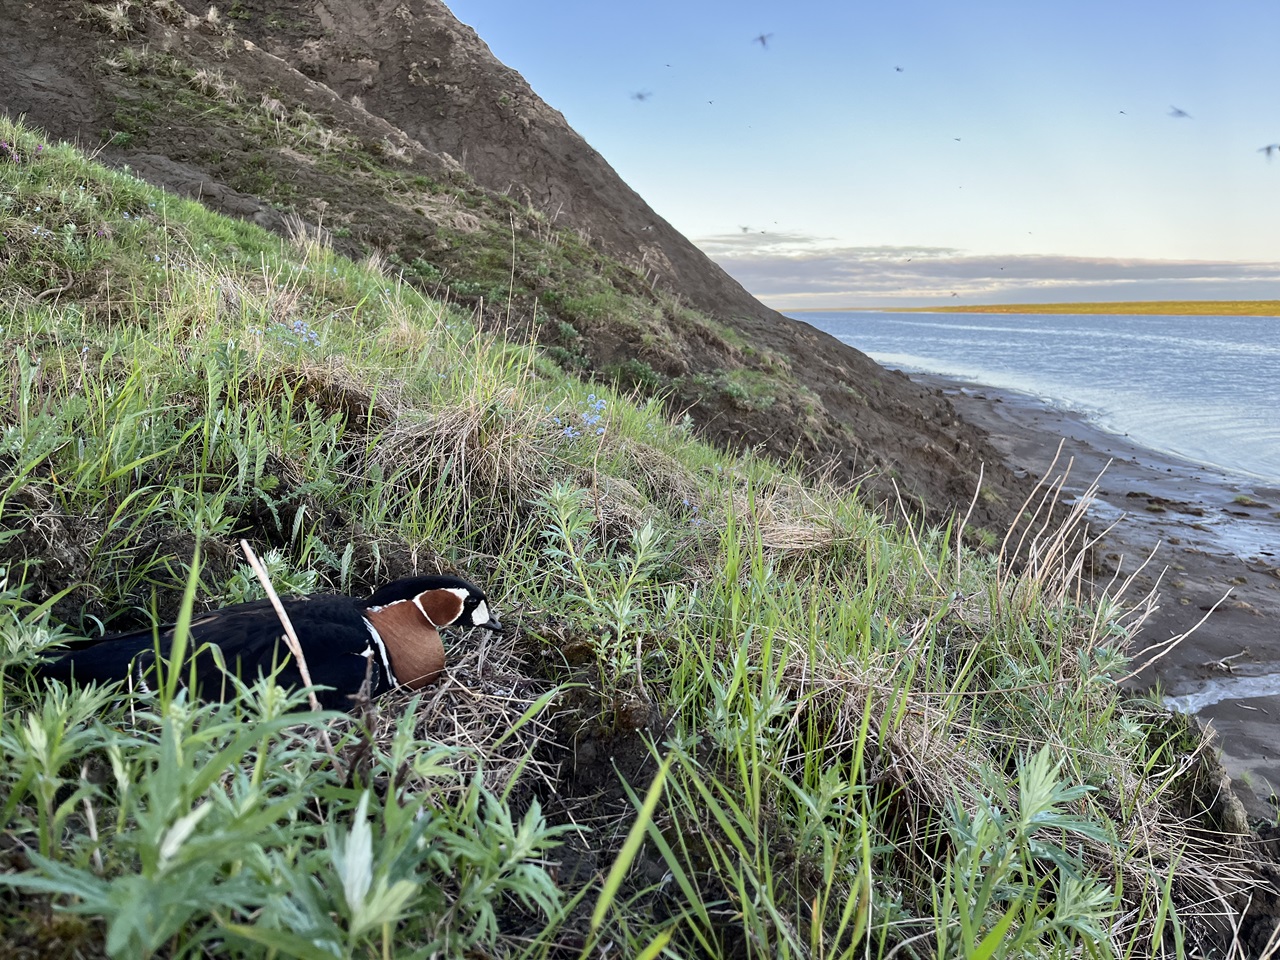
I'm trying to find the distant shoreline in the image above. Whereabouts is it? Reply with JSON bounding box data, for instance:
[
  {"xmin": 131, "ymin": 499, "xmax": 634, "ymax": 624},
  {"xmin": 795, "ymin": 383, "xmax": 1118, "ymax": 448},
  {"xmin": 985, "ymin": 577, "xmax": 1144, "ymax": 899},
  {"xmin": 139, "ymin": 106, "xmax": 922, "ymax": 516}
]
[{"xmin": 793, "ymin": 300, "xmax": 1280, "ymax": 316}]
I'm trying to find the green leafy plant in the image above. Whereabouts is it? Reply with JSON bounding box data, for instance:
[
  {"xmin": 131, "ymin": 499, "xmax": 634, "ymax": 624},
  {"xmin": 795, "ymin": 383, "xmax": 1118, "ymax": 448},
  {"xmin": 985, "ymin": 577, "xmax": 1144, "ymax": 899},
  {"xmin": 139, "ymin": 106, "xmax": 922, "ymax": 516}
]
[
  {"xmin": 935, "ymin": 747, "xmax": 1115, "ymax": 958},
  {"xmin": 536, "ymin": 482, "xmax": 668, "ymax": 700}
]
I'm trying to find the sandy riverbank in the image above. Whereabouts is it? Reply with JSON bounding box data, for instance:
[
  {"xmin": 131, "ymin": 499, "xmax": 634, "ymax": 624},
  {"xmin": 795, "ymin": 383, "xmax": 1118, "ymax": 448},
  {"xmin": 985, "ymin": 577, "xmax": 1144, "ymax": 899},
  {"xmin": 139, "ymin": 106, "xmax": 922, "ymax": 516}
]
[{"xmin": 915, "ymin": 373, "xmax": 1280, "ymax": 818}]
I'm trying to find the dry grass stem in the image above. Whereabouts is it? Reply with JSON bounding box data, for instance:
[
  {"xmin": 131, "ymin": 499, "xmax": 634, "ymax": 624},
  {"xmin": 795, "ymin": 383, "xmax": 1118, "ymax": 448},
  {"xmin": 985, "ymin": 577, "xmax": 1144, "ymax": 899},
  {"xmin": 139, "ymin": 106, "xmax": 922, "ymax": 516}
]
[
  {"xmin": 1119, "ymin": 589, "xmax": 1234, "ymax": 684},
  {"xmin": 239, "ymin": 539, "xmax": 342, "ymax": 773}
]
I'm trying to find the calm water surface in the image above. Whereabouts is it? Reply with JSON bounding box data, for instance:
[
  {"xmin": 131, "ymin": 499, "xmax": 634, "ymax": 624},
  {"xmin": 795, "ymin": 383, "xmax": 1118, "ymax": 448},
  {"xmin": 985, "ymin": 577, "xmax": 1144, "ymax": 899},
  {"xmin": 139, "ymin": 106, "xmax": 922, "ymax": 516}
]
[{"xmin": 788, "ymin": 311, "xmax": 1280, "ymax": 484}]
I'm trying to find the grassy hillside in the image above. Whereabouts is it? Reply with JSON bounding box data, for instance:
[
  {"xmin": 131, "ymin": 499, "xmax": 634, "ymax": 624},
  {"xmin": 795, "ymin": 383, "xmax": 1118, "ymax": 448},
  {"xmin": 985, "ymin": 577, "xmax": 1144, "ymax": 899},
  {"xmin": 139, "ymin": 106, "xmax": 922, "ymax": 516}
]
[
  {"xmin": 0, "ymin": 118, "xmax": 1256, "ymax": 957},
  {"xmin": 2, "ymin": 0, "xmax": 1040, "ymax": 539}
]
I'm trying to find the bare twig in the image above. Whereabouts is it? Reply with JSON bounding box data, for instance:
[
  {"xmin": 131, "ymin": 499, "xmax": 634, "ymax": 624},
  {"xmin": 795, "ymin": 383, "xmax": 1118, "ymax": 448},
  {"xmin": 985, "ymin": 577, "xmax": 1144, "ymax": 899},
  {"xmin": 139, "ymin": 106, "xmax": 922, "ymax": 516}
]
[
  {"xmin": 239, "ymin": 539, "xmax": 344, "ymax": 774},
  {"xmin": 1201, "ymin": 649, "xmax": 1251, "ymax": 673},
  {"xmin": 33, "ymin": 263, "xmax": 73, "ymax": 302}
]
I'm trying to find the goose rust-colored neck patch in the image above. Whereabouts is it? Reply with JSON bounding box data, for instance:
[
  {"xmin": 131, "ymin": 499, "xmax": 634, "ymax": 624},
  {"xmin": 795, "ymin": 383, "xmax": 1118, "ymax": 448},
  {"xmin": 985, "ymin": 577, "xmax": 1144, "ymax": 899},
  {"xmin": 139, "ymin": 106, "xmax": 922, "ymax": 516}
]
[{"xmin": 364, "ymin": 601, "xmax": 445, "ymax": 689}]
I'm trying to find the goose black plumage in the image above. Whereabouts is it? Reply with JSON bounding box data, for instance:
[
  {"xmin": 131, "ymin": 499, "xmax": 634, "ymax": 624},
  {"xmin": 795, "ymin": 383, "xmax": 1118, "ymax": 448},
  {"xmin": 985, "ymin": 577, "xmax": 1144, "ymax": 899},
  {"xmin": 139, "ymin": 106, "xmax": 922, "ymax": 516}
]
[{"xmin": 36, "ymin": 575, "xmax": 502, "ymax": 710}]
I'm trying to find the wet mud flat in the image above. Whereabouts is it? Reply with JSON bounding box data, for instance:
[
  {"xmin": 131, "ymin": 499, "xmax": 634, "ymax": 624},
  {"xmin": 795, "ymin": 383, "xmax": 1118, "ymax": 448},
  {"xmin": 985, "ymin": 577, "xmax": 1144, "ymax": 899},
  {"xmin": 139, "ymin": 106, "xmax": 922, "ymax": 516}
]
[{"xmin": 915, "ymin": 373, "xmax": 1280, "ymax": 817}]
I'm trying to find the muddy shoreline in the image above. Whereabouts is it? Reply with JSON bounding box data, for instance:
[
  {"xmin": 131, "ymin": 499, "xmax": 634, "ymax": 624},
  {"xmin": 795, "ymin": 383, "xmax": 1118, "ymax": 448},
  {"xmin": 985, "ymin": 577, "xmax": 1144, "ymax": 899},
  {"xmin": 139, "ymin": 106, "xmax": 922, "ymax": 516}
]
[{"xmin": 915, "ymin": 373, "xmax": 1280, "ymax": 818}]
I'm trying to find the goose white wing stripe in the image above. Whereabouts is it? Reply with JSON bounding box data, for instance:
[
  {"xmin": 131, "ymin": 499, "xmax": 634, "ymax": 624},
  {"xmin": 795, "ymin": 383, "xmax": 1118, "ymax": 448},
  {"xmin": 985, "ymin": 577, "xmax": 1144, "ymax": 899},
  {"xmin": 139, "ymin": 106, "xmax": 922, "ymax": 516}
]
[{"xmin": 363, "ymin": 617, "xmax": 397, "ymax": 684}]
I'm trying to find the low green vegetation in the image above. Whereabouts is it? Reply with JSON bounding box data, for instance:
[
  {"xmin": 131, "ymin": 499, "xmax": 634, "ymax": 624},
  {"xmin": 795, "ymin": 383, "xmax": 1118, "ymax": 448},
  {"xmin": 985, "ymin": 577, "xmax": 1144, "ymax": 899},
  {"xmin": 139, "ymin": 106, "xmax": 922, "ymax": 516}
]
[{"xmin": 0, "ymin": 118, "xmax": 1255, "ymax": 957}]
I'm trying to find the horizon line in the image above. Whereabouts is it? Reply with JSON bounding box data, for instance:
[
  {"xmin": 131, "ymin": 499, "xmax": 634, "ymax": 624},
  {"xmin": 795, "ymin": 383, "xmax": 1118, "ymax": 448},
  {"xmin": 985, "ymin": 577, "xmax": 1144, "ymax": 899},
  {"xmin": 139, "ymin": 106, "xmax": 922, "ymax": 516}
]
[{"xmin": 775, "ymin": 298, "xmax": 1280, "ymax": 316}]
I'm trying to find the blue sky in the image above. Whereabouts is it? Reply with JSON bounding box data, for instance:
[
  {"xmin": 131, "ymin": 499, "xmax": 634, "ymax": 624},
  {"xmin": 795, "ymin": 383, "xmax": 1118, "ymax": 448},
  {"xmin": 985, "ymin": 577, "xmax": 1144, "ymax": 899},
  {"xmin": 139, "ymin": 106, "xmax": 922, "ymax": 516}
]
[{"xmin": 444, "ymin": 1, "xmax": 1280, "ymax": 306}]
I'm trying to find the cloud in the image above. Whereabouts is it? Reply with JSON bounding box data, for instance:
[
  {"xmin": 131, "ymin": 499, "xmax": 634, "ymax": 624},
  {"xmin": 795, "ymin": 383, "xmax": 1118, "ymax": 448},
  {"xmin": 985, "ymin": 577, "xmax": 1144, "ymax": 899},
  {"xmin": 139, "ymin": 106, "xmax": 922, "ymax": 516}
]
[{"xmin": 696, "ymin": 235, "xmax": 1280, "ymax": 307}]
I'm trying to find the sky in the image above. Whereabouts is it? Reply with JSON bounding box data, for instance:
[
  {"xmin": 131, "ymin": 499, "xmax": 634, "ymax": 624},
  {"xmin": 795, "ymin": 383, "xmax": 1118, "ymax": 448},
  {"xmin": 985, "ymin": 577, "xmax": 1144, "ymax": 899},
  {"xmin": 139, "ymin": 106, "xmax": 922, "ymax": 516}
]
[{"xmin": 443, "ymin": 1, "xmax": 1280, "ymax": 308}]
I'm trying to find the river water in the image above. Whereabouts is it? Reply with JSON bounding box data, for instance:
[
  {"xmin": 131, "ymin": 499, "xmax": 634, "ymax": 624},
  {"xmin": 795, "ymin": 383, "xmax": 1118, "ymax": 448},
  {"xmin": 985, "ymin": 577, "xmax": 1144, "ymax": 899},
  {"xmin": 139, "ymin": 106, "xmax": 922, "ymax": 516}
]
[{"xmin": 787, "ymin": 311, "xmax": 1280, "ymax": 484}]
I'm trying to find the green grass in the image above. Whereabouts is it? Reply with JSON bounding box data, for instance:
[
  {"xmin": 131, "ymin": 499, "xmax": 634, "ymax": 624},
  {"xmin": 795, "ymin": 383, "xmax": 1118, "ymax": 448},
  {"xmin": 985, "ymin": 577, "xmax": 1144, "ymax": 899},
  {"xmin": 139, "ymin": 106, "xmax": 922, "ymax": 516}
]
[{"xmin": 0, "ymin": 116, "xmax": 1257, "ymax": 958}]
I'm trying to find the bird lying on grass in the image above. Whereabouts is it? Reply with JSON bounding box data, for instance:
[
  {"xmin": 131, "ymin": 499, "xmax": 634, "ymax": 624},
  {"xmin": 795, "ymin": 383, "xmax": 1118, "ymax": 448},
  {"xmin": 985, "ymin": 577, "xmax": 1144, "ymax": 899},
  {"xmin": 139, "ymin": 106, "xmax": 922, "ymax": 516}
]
[{"xmin": 37, "ymin": 575, "xmax": 502, "ymax": 711}]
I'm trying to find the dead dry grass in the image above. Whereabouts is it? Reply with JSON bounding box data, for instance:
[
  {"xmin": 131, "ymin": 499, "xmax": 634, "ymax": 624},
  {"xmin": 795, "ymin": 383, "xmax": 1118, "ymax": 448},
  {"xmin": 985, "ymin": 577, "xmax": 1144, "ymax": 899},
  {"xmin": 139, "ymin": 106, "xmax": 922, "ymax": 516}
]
[{"xmin": 352, "ymin": 626, "xmax": 562, "ymax": 802}]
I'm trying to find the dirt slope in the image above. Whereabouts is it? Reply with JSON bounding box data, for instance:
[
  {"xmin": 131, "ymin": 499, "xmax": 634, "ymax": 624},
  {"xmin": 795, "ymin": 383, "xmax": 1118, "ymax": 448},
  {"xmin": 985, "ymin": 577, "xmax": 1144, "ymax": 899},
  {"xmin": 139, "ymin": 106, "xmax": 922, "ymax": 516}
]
[{"xmin": 0, "ymin": 0, "xmax": 1034, "ymax": 534}]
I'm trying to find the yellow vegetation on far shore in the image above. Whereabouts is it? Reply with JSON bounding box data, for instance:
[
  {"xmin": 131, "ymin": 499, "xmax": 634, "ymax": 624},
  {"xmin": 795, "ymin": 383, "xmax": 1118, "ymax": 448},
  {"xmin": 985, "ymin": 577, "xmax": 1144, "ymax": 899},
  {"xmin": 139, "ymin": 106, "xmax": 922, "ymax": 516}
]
[{"xmin": 893, "ymin": 300, "xmax": 1280, "ymax": 316}]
